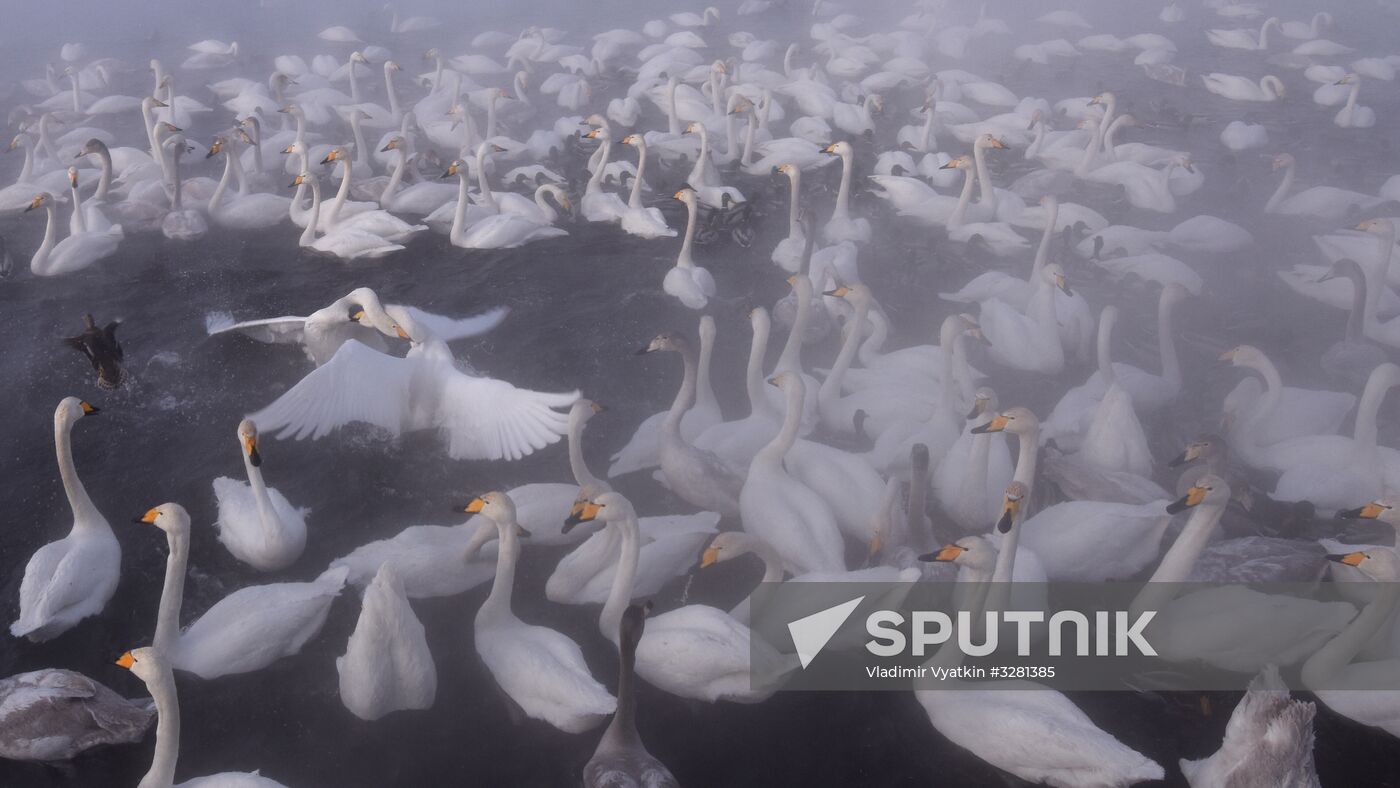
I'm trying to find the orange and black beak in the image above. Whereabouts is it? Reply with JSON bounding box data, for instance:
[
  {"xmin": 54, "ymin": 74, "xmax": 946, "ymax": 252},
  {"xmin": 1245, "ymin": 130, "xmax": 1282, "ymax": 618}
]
[
  {"xmin": 1326, "ymin": 551, "xmax": 1365, "ymax": 567},
  {"xmin": 1166, "ymin": 485, "xmax": 1207, "ymax": 514},
  {"xmin": 1338, "ymin": 502, "xmax": 1387, "ymax": 520},
  {"xmin": 245, "ymin": 435, "xmax": 261, "ymax": 467},
  {"xmin": 460, "ymin": 497, "xmax": 486, "ymax": 514},
  {"xmin": 971, "ymin": 414, "xmax": 1009, "ymax": 434},
  {"xmin": 919, "ymin": 544, "xmax": 963, "ymax": 563},
  {"xmin": 563, "ymin": 499, "xmax": 602, "ymax": 533},
  {"xmin": 133, "ymin": 507, "xmax": 159, "ymax": 525},
  {"xmin": 116, "ymin": 651, "xmax": 136, "ymax": 669}
]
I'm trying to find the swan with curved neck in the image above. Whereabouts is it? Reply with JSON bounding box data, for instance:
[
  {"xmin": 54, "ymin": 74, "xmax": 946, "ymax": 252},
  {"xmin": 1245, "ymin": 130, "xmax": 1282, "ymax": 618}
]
[{"xmin": 819, "ymin": 140, "xmax": 871, "ymax": 243}]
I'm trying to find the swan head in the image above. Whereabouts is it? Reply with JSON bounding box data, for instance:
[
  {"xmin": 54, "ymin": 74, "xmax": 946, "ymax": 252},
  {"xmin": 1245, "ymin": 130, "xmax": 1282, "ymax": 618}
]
[
  {"xmin": 701, "ymin": 531, "xmax": 758, "ymax": 568},
  {"xmin": 918, "ymin": 535, "xmax": 995, "ymax": 571},
  {"xmin": 1334, "ymin": 73, "xmax": 1357, "ymax": 86},
  {"xmin": 996, "ymin": 481, "xmax": 1028, "ymax": 534},
  {"xmin": 1271, "ymin": 153, "xmax": 1294, "ymax": 171},
  {"xmin": 290, "ymin": 172, "xmax": 312, "ymax": 189},
  {"xmin": 461, "ymin": 491, "xmax": 519, "ymax": 527},
  {"xmin": 1088, "ymin": 92, "xmax": 1112, "ymax": 106},
  {"xmin": 1168, "ymin": 435, "xmax": 1225, "ymax": 468},
  {"xmin": 570, "ymin": 398, "xmax": 604, "ymax": 425},
  {"xmin": 134, "ymin": 502, "xmax": 190, "ymax": 535},
  {"xmin": 673, "ymin": 187, "xmax": 697, "ymax": 205},
  {"xmin": 775, "ymin": 163, "xmax": 796, "ymax": 177},
  {"xmin": 637, "ymin": 331, "xmax": 686, "ymax": 355},
  {"xmin": 1218, "ymin": 344, "xmax": 1265, "ymax": 368},
  {"xmin": 77, "ymin": 138, "xmax": 107, "ymax": 158},
  {"xmin": 1026, "ymin": 109, "xmax": 1042, "ymax": 129},
  {"xmin": 25, "ymin": 192, "xmax": 54, "ymax": 213},
  {"xmin": 56, "ymin": 396, "xmax": 99, "ymax": 425},
  {"xmin": 66, "ymin": 167, "xmax": 78, "ymax": 188},
  {"xmin": 385, "ymin": 60, "xmax": 402, "ymax": 72},
  {"xmin": 350, "ymin": 51, "xmax": 371, "ymax": 65},
  {"xmin": 1042, "ymin": 263, "xmax": 1072, "ymax": 296},
  {"xmin": 206, "ymin": 136, "xmax": 226, "ymax": 159},
  {"xmin": 975, "ymin": 133, "xmax": 1006, "ymax": 150},
  {"xmin": 380, "ymin": 135, "xmax": 404, "ymax": 152},
  {"xmin": 967, "ymin": 387, "xmax": 996, "ymax": 420},
  {"xmin": 1357, "ymin": 218, "xmax": 1395, "ymax": 237},
  {"xmin": 683, "ymin": 121, "xmax": 703, "ymax": 135},
  {"xmin": 939, "ymin": 155, "xmax": 971, "ymax": 171},
  {"xmin": 823, "ymin": 283, "xmax": 872, "ymax": 307},
  {"xmin": 1166, "ymin": 473, "xmax": 1230, "ymax": 514},
  {"xmin": 237, "ymin": 419, "xmax": 261, "ymax": 467},
  {"xmin": 564, "ymin": 490, "xmax": 633, "ymax": 531},
  {"xmin": 115, "ymin": 647, "xmax": 165, "ymax": 684},
  {"xmin": 970, "ymin": 405, "xmax": 1037, "ymax": 436},
  {"xmin": 321, "ymin": 148, "xmax": 346, "ymax": 164},
  {"xmin": 620, "ymin": 133, "xmax": 641, "ymax": 146},
  {"xmin": 1338, "ymin": 497, "xmax": 1400, "ymax": 526},
  {"xmin": 822, "ymin": 141, "xmax": 851, "ymax": 156},
  {"xmin": 1176, "ymin": 156, "xmax": 1195, "ymax": 173},
  {"xmin": 582, "ymin": 126, "xmax": 606, "ymax": 140},
  {"xmin": 441, "ymin": 159, "xmax": 465, "ymax": 179},
  {"xmin": 1325, "ymin": 548, "xmax": 1400, "ymax": 582}
]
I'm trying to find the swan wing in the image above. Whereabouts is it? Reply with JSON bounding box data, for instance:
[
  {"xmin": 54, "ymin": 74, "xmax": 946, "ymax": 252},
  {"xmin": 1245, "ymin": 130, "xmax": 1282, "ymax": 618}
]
[
  {"xmin": 205, "ymin": 314, "xmax": 309, "ymax": 344},
  {"xmin": 250, "ymin": 340, "xmax": 414, "ymax": 441},
  {"xmin": 393, "ymin": 305, "xmax": 510, "ymax": 342},
  {"xmin": 433, "ymin": 371, "xmax": 578, "ymax": 460}
]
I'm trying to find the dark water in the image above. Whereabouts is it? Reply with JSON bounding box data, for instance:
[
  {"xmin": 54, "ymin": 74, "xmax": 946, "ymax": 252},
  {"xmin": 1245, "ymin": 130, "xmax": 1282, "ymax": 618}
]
[{"xmin": 3, "ymin": 0, "xmax": 1400, "ymax": 785}]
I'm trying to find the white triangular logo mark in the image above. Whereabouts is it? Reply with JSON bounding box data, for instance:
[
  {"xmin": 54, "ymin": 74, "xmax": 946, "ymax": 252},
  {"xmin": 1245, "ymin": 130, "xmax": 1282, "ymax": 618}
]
[{"xmin": 788, "ymin": 596, "xmax": 865, "ymax": 669}]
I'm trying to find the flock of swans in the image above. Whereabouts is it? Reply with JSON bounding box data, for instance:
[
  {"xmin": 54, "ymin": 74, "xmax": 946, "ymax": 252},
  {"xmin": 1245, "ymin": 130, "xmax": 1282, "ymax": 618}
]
[{"xmin": 4, "ymin": 0, "xmax": 1400, "ymax": 785}]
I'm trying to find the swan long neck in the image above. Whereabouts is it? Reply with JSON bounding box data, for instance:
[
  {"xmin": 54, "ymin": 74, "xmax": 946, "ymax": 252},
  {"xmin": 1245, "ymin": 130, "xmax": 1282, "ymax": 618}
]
[
  {"xmin": 819, "ymin": 298, "xmax": 870, "ymax": 408},
  {"xmin": 600, "ymin": 605, "xmax": 641, "ymax": 750},
  {"xmin": 1303, "ymin": 577, "xmax": 1400, "ymax": 687},
  {"xmin": 449, "ymin": 169, "xmax": 471, "ymax": 243},
  {"xmin": 18, "ymin": 138, "xmax": 35, "ymax": 182},
  {"xmin": 56, "ymin": 415, "xmax": 101, "ymax": 527},
  {"xmin": 209, "ymin": 152, "xmax": 235, "ymax": 216},
  {"xmin": 385, "ymin": 64, "xmax": 401, "ymax": 118},
  {"xmin": 300, "ymin": 177, "xmax": 322, "ymax": 246},
  {"xmin": 834, "ymin": 147, "xmax": 853, "ymax": 218},
  {"xmin": 1157, "ymin": 291, "xmax": 1182, "ymax": 390},
  {"xmin": 920, "ymin": 106, "xmax": 935, "ymax": 151},
  {"xmin": 138, "ymin": 665, "xmax": 180, "ymax": 788},
  {"xmin": 1031, "ymin": 200, "xmax": 1058, "ymax": 280},
  {"xmin": 328, "ymin": 156, "xmax": 353, "ymax": 225},
  {"xmin": 972, "ymin": 142, "xmax": 996, "ymax": 211},
  {"xmin": 93, "ymin": 145, "xmax": 112, "ymax": 200},
  {"xmin": 756, "ymin": 378, "xmax": 805, "ymax": 467},
  {"xmin": 600, "ymin": 514, "xmax": 640, "ymax": 647},
  {"xmin": 70, "ymin": 178, "xmax": 87, "ymax": 233},
  {"xmin": 32, "ymin": 202, "xmax": 57, "ymax": 273},
  {"xmin": 1341, "ymin": 262, "xmax": 1367, "ymax": 341},
  {"xmin": 663, "ymin": 344, "xmax": 698, "ymax": 437},
  {"xmin": 1343, "ymin": 80, "xmax": 1360, "ymax": 123},
  {"xmin": 350, "ymin": 114, "xmax": 369, "ymax": 171},
  {"xmin": 666, "ymin": 79, "xmax": 680, "ymax": 135},
  {"xmin": 1096, "ymin": 310, "xmax": 1116, "ymax": 385},
  {"xmin": 380, "ymin": 146, "xmax": 408, "ymax": 205},
  {"xmin": 586, "ymin": 135, "xmax": 611, "ymax": 191},
  {"xmin": 568, "ymin": 413, "xmax": 603, "ymax": 490},
  {"xmin": 1258, "ymin": 18, "xmax": 1273, "ymax": 49},
  {"xmin": 627, "ymin": 141, "xmax": 647, "ymax": 209},
  {"xmin": 243, "ymin": 447, "xmax": 281, "ymax": 543},
  {"xmin": 1012, "ymin": 426, "xmax": 1039, "ymax": 491},
  {"xmin": 746, "ymin": 311, "xmax": 774, "ymax": 418},
  {"xmin": 1353, "ymin": 367, "xmax": 1400, "ymax": 452},
  {"xmin": 1100, "ymin": 115, "xmax": 1131, "ymax": 155},
  {"xmin": 949, "ymin": 165, "xmax": 976, "ymax": 226},
  {"xmin": 349, "ymin": 59, "xmax": 361, "ymax": 103},
  {"xmin": 1131, "ymin": 501, "xmax": 1225, "ymax": 617},
  {"xmin": 1266, "ymin": 158, "xmax": 1295, "ymax": 213},
  {"xmin": 776, "ymin": 279, "xmax": 811, "ymax": 373},
  {"xmin": 153, "ymin": 524, "xmax": 189, "ymax": 656},
  {"xmin": 475, "ymin": 148, "xmax": 496, "ymax": 209},
  {"xmin": 785, "ymin": 169, "xmax": 802, "ymax": 235},
  {"xmin": 677, "ymin": 197, "xmax": 699, "ymax": 267},
  {"xmin": 741, "ymin": 111, "xmax": 756, "ymax": 166},
  {"xmin": 482, "ymin": 518, "xmax": 521, "ymax": 616}
]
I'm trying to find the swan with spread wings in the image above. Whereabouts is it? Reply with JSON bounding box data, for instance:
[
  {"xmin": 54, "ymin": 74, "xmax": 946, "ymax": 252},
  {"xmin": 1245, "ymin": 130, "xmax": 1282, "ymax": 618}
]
[{"xmin": 248, "ymin": 293, "xmax": 578, "ymax": 461}]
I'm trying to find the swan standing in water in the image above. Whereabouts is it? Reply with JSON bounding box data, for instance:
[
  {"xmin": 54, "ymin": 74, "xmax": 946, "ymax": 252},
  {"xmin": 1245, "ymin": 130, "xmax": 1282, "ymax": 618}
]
[
  {"xmin": 617, "ymin": 134, "xmax": 675, "ymax": 238},
  {"xmin": 11, "ymin": 398, "xmax": 118, "ymax": 642},
  {"xmin": 463, "ymin": 493, "xmax": 616, "ymax": 733},
  {"xmin": 212, "ymin": 419, "xmax": 309, "ymax": 572},
  {"xmin": 583, "ymin": 602, "xmax": 680, "ymax": 788}
]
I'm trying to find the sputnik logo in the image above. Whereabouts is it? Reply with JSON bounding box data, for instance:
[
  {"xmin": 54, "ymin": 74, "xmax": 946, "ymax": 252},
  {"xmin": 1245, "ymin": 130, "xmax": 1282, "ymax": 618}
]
[{"xmin": 787, "ymin": 596, "xmax": 865, "ymax": 669}]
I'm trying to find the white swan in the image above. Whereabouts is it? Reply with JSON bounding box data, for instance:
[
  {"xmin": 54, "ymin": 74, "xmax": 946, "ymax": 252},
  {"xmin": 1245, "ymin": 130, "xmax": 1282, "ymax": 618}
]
[
  {"xmin": 1179, "ymin": 665, "xmax": 1320, "ymax": 787},
  {"xmin": 665, "ymin": 188, "xmax": 717, "ymax": 309},
  {"xmin": 742, "ymin": 372, "xmax": 846, "ymax": 574},
  {"xmin": 581, "ymin": 126, "xmax": 628, "ymax": 222},
  {"xmin": 251, "ymin": 305, "xmax": 577, "ymax": 461},
  {"xmin": 24, "ymin": 192, "xmax": 122, "ymax": 277},
  {"xmin": 1073, "ymin": 307, "xmax": 1155, "ymax": 479},
  {"xmin": 294, "ymin": 172, "xmax": 407, "ymax": 260},
  {"xmin": 1202, "ymin": 73, "xmax": 1285, "ymax": 102},
  {"xmin": 377, "ymin": 136, "xmax": 457, "ymax": 215},
  {"xmin": 211, "ymin": 419, "xmax": 308, "ymax": 572},
  {"xmin": 820, "ymin": 141, "xmax": 871, "ymax": 243},
  {"xmin": 617, "ymin": 134, "xmax": 675, "ymax": 238},
  {"xmin": 463, "ymin": 492, "xmax": 616, "ymax": 732},
  {"xmin": 11, "ymin": 398, "xmax": 118, "ymax": 642},
  {"xmin": 1219, "ymin": 344, "xmax": 1358, "ymax": 468},
  {"xmin": 116, "ymin": 646, "xmax": 289, "ymax": 787},
  {"xmin": 978, "ymin": 264, "xmax": 1070, "ymax": 375},
  {"xmin": 1206, "ymin": 16, "xmax": 1280, "ymax": 49},
  {"xmin": 568, "ymin": 492, "xmax": 795, "ymax": 703},
  {"xmin": 206, "ymin": 137, "xmax": 290, "ymax": 229},
  {"xmin": 1302, "ymin": 548, "xmax": 1400, "ymax": 736},
  {"xmin": 336, "ymin": 564, "xmax": 436, "ymax": 721},
  {"xmin": 1130, "ymin": 477, "xmax": 1353, "ymax": 673},
  {"xmin": 1333, "ymin": 74, "xmax": 1377, "ymax": 129},
  {"xmin": 1265, "ymin": 153, "xmax": 1387, "ymax": 221}
]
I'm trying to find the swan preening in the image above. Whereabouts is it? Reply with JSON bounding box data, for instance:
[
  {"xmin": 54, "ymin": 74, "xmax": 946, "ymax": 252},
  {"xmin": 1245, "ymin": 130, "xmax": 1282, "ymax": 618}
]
[{"xmin": 9, "ymin": 1, "xmax": 1400, "ymax": 785}]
